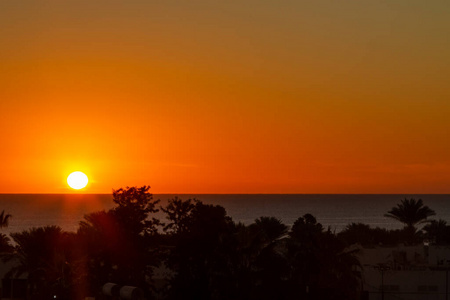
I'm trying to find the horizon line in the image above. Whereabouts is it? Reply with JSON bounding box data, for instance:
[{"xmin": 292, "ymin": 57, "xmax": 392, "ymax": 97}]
[{"xmin": 1, "ymin": 192, "xmax": 449, "ymax": 195}]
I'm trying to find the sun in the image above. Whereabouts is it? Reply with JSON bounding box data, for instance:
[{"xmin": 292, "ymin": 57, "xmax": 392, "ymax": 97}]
[{"xmin": 67, "ymin": 171, "xmax": 88, "ymax": 190}]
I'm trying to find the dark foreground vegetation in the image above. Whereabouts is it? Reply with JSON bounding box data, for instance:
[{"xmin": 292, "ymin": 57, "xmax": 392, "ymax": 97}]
[{"xmin": 0, "ymin": 187, "xmax": 443, "ymax": 300}]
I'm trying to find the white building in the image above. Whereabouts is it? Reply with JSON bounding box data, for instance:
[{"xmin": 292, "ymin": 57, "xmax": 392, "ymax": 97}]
[{"xmin": 358, "ymin": 244, "xmax": 450, "ymax": 300}]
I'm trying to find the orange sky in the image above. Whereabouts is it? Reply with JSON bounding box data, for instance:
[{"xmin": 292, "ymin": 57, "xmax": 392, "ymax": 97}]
[{"xmin": 1, "ymin": 1, "xmax": 449, "ymax": 193}]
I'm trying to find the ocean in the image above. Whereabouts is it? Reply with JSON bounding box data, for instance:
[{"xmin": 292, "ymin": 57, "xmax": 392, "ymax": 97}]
[{"xmin": 0, "ymin": 194, "xmax": 449, "ymax": 236}]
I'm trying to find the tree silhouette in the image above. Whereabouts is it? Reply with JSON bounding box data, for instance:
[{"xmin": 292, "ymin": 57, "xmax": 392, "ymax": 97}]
[
  {"xmin": 286, "ymin": 214, "xmax": 361, "ymax": 300},
  {"xmin": 77, "ymin": 210, "xmax": 122, "ymax": 294},
  {"xmin": 384, "ymin": 198, "xmax": 435, "ymax": 230},
  {"xmin": 163, "ymin": 199, "xmax": 236, "ymax": 300},
  {"xmin": 338, "ymin": 223, "xmax": 404, "ymax": 246},
  {"xmin": 0, "ymin": 210, "xmax": 11, "ymax": 229},
  {"xmin": 0, "ymin": 189, "xmax": 373, "ymax": 299},
  {"xmin": 111, "ymin": 185, "xmax": 161, "ymax": 236},
  {"xmin": 6, "ymin": 226, "xmax": 76, "ymax": 299},
  {"xmin": 253, "ymin": 216, "xmax": 288, "ymax": 244},
  {"xmin": 161, "ymin": 197, "xmax": 196, "ymax": 235},
  {"xmin": 245, "ymin": 217, "xmax": 289, "ymax": 300},
  {"xmin": 0, "ymin": 210, "xmax": 12, "ymax": 253},
  {"xmin": 78, "ymin": 186, "xmax": 161, "ymax": 298},
  {"xmin": 423, "ymin": 219, "xmax": 450, "ymax": 245},
  {"xmin": 0, "ymin": 233, "xmax": 13, "ymax": 253}
]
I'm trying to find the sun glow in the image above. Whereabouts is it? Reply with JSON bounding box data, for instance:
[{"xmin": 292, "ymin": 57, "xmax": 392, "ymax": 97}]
[{"xmin": 67, "ymin": 172, "xmax": 88, "ymax": 190}]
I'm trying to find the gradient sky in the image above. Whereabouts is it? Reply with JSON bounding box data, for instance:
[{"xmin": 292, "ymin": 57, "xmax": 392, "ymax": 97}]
[{"xmin": 1, "ymin": 1, "xmax": 449, "ymax": 193}]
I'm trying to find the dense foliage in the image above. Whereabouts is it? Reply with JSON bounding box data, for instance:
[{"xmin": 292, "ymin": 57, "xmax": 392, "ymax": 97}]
[{"xmin": 1, "ymin": 191, "xmax": 446, "ymax": 300}]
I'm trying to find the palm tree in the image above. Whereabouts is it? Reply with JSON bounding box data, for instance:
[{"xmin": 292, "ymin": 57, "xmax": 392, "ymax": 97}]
[
  {"xmin": 6, "ymin": 226, "xmax": 73, "ymax": 299},
  {"xmin": 0, "ymin": 210, "xmax": 11, "ymax": 229},
  {"xmin": 286, "ymin": 214, "xmax": 361, "ymax": 300},
  {"xmin": 384, "ymin": 198, "xmax": 435, "ymax": 230},
  {"xmin": 253, "ymin": 216, "xmax": 288, "ymax": 245}
]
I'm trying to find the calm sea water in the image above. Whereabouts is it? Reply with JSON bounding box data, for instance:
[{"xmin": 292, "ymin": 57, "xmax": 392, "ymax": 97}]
[{"xmin": 0, "ymin": 194, "xmax": 449, "ymax": 235}]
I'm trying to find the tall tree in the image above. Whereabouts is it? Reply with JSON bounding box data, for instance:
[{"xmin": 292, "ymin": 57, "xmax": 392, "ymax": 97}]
[
  {"xmin": 244, "ymin": 217, "xmax": 289, "ymax": 300},
  {"xmin": 286, "ymin": 214, "xmax": 361, "ymax": 300},
  {"xmin": 77, "ymin": 186, "xmax": 161, "ymax": 298},
  {"xmin": 164, "ymin": 199, "xmax": 236, "ymax": 300},
  {"xmin": 384, "ymin": 198, "xmax": 435, "ymax": 230}
]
